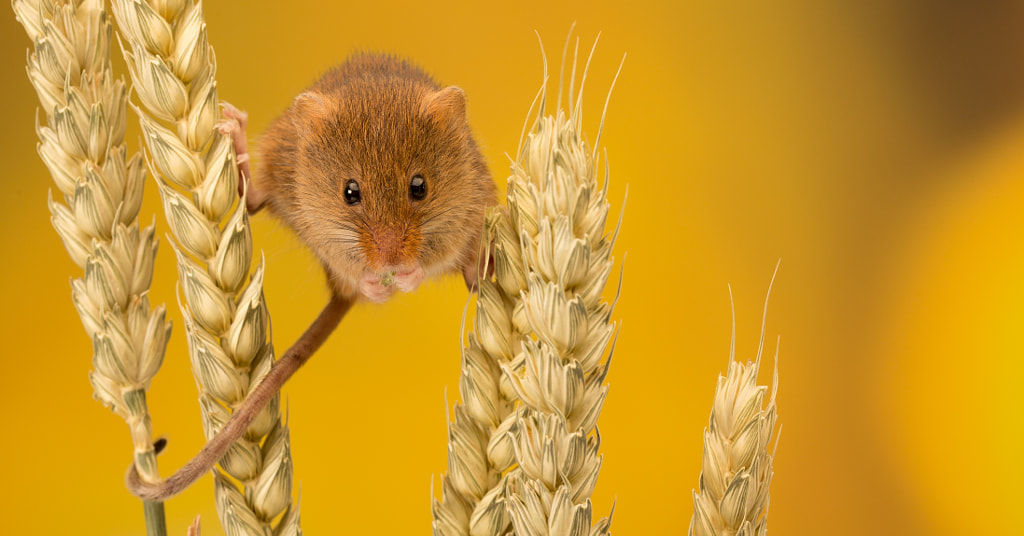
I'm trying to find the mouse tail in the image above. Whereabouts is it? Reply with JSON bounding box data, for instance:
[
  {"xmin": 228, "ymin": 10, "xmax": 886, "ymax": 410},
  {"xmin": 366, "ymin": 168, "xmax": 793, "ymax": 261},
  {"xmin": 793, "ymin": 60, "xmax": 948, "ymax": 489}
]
[{"xmin": 124, "ymin": 294, "xmax": 353, "ymax": 501}]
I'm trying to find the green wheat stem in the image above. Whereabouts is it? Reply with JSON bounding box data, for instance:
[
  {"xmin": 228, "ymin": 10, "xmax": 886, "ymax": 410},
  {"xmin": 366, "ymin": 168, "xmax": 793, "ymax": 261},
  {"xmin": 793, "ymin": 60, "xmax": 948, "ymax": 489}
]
[{"xmin": 144, "ymin": 501, "xmax": 167, "ymax": 536}]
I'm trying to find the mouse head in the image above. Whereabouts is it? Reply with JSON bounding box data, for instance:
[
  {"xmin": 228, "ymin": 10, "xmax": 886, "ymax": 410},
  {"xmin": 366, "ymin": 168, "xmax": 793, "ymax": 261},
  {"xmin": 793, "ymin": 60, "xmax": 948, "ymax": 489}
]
[{"xmin": 288, "ymin": 78, "xmax": 494, "ymax": 302}]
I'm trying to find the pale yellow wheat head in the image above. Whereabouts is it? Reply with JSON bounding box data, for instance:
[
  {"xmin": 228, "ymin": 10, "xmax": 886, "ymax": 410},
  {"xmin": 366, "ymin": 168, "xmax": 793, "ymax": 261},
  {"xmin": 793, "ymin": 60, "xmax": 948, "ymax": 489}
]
[
  {"xmin": 433, "ymin": 31, "xmax": 623, "ymax": 536},
  {"xmin": 500, "ymin": 39, "xmax": 622, "ymax": 536},
  {"xmin": 108, "ymin": 0, "xmax": 299, "ymax": 532},
  {"xmin": 13, "ymin": 0, "xmax": 171, "ymax": 486},
  {"xmin": 690, "ymin": 284, "xmax": 780, "ymax": 536}
]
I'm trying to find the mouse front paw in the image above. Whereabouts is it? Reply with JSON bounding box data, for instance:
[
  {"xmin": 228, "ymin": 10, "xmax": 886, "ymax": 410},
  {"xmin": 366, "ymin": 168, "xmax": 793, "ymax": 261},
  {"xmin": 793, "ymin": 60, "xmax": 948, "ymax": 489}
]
[
  {"xmin": 462, "ymin": 236, "xmax": 495, "ymax": 292},
  {"xmin": 393, "ymin": 265, "xmax": 424, "ymax": 293},
  {"xmin": 217, "ymin": 102, "xmax": 266, "ymax": 213},
  {"xmin": 359, "ymin": 274, "xmax": 397, "ymax": 304}
]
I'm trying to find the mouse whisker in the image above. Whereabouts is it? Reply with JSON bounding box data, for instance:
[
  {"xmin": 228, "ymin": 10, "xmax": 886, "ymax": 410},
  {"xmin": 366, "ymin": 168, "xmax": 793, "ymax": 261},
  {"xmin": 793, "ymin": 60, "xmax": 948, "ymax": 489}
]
[
  {"xmin": 324, "ymin": 227, "xmax": 363, "ymax": 238},
  {"xmin": 415, "ymin": 205, "xmax": 462, "ymax": 228},
  {"xmin": 322, "ymin": 217, "xmax": 362, "ymax": 230}
]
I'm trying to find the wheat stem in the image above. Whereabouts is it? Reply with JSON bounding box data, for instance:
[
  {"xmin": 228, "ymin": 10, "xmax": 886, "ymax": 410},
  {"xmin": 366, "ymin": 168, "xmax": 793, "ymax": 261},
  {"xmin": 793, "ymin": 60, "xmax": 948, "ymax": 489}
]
[
  {"xmin": 144, "ymin": 499, "xmax": 169, "ymax": 536},
  {"xmin": 12, "ymin": 0, "xmax": 171, "ymax": 534},
  {"xmin": 108, "ymin": 0, "xmax": 299, "ymax": 532}
]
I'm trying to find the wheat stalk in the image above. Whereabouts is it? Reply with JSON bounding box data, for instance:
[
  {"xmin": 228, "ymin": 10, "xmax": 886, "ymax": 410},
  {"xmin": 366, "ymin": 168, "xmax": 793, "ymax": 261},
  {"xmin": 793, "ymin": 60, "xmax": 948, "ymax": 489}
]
[
  {"xmin": 689, "ymin": 285, "xmax": 780, "ymax": 536},
  {"xmin": 108, "ymin": 1, "xmax": 299, "ymax": 533},
  {"xmin": 12, "ymin": 0, "xmax": 171, "ymax": 532}
]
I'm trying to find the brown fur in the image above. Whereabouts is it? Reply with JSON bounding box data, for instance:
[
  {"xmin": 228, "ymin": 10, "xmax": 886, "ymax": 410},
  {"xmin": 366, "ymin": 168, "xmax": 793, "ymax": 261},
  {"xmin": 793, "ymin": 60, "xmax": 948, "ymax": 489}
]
[{"xmin": 257, "ymin": 53, "xmax": 496, "ymax": 297}]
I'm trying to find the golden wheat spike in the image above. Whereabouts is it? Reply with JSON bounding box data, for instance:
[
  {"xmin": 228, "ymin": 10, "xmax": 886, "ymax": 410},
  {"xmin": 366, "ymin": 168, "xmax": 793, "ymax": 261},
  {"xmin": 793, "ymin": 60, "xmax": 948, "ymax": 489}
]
[{"xmin": 108, "ymin": 0, "xmax": 299, "ymax": 532}]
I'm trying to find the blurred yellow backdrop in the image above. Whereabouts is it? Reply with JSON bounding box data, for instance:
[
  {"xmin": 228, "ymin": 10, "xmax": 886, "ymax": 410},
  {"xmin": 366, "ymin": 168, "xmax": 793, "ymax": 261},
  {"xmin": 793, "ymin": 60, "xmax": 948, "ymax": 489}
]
[{"xmin": 2, "ymin": 0, "xmax": 1023, "ymax": 534}]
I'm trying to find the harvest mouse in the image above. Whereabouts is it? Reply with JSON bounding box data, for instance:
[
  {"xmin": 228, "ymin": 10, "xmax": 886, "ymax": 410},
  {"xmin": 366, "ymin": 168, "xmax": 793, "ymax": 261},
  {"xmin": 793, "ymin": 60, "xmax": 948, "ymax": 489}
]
[
  {"xmin": 241, "ymin": 52, "xmax": 495, "ymax": 300},
  {"xmin": 126, "ymin": 53, "xmax": 496, "ymax": 500}
]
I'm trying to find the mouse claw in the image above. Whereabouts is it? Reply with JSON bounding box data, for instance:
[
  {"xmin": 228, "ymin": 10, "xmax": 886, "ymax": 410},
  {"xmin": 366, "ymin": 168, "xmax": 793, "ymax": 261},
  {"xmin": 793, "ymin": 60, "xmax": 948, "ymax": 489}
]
[{"xmin": 220, "ymin": 102, "xmax": 248, "ymax": 130}]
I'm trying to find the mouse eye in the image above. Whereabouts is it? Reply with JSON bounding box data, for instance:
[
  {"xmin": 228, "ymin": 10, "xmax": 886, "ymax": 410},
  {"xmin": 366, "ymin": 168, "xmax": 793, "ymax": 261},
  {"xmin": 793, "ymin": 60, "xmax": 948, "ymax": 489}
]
[
  {"xmin": 409, "ymin": 174, "xmax": 427, "ymax": 200},
  {"xmin": 343, "ymin": 179, "xmax": 361, "ymax": 205}
]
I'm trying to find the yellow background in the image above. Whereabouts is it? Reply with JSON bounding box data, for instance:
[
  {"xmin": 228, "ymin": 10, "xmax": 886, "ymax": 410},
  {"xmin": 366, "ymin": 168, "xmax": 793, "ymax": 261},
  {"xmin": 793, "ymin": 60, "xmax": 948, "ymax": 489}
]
[{"xmin": 2, "ymin": 1, "xmax": 1023, "ymax": 534}]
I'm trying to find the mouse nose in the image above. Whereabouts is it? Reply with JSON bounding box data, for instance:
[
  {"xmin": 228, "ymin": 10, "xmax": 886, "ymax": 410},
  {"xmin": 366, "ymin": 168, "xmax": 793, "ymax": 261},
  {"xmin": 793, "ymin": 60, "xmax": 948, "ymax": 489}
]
[{"xmin": 371, "ymin": 226, "xmax": 408, "ymax": 267}]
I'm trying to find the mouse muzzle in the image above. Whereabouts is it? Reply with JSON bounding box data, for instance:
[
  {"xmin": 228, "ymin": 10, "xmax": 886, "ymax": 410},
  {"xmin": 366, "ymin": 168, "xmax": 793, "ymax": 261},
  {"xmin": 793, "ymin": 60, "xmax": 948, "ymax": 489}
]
[
  {"xmin": 357, "ymin": 226, "xmax": 424, "ymax": 302},
  {"xmin": 357, "ymin": 263, "xmax": 424, "ymax": 303}
]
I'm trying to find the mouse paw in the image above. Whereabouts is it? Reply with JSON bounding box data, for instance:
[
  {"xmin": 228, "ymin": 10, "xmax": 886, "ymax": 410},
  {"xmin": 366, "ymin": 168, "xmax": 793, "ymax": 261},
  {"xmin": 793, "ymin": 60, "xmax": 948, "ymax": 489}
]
[
  {"xmin": 215, "ymin": 103, "xmax": 249, "ymax": 169},
  {"xmin": 462, "ymin": 237, "xmax": 495, "ymax": 292},
  {"xmin": 394, "ymin": 265, "xmax": 425, "ymax": 293},
  {"xmin": 220, "ymin": 101, "xmax": 249, "ymax": 131},
  {"xmin": 359, "ymin": 275, "xmax": 396, "ymax": 304},
  {"xmin": 217, "ymin": 102, "xmax": 265, "ymax": 213}
]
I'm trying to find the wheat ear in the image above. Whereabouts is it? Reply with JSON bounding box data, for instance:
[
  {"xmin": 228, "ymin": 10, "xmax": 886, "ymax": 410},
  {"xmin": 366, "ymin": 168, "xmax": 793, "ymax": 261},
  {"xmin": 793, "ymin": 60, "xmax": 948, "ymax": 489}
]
[
  {"xmin": 499, "ymin": 37, "xmax": 623, "ymax": 536},
  {"xmin": 429, "ymin": 38, "xmax": 592, "ymax": 536},
  {"xmin": 108, "ymin": 1, "xmax": 299, "ymax": 533},
  {"xmin": 434, "ymin": 33, "xmax": 623, "ymax": 536},
  {"xmin": 689, "ymin": 284, "xmax": 780, "ymax": 536},
  {"xmin": 12, "ymin": 0, "xmax": 171, "ymax": 531},
  {"xmin": 431, "ymin": 209, "xmax": 530, "ymax": 536}
]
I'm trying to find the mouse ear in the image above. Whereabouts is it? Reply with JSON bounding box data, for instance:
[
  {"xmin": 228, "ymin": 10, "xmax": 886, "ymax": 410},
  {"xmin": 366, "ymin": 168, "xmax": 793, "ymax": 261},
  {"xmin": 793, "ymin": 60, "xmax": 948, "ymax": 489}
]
[
  {"xmin": 420, "ymin": 86, "xmax": 467, "ymax": 131},
  {"xmin": 291, "ymin": 91, "xmax": 337, "ymax": 137}
]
